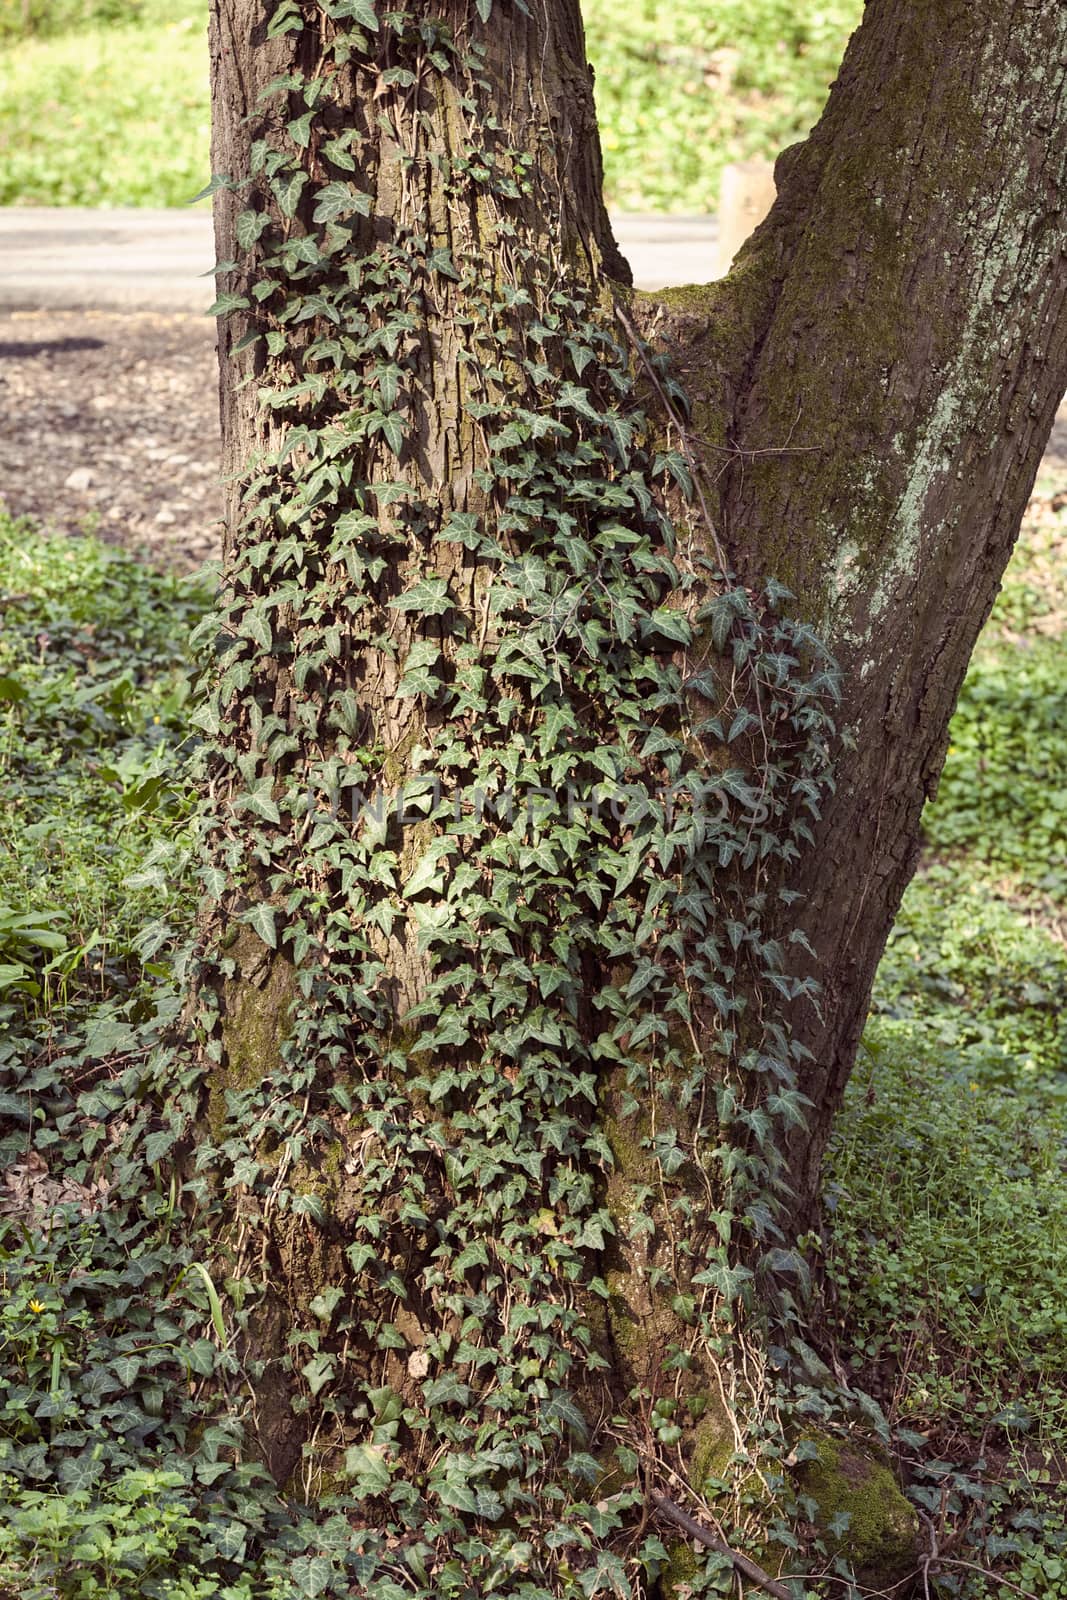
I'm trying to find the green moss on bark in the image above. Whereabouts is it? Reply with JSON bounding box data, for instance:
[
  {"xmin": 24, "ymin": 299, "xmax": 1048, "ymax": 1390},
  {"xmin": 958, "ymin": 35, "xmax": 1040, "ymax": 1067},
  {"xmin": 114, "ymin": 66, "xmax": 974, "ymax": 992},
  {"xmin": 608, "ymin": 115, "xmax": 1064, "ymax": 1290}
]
[
  {"xmin": 659, "ymin": 1537, "xmax": 701, "ymax": 1599},
  {"xmin": 210, "ymin": 925, "xmax": 298, "ymax": 1140}
]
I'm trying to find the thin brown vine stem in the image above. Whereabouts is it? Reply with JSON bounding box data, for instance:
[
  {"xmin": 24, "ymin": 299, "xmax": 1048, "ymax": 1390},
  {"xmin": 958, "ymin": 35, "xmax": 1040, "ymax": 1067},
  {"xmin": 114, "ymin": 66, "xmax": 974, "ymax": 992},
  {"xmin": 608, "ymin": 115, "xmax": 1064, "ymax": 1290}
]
[
  {"xmin": 609, "ymin": 297, "xmax": 730, "ymax": 576},
  {"xmin": 649, "ymin": 1490, "xmax": 794, "ymax": 1600}
]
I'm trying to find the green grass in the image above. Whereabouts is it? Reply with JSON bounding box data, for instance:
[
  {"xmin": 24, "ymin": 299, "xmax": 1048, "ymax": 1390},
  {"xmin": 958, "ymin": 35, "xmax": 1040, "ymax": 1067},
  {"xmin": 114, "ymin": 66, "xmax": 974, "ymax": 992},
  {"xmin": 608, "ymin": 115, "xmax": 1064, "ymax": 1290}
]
[
  {"xmin": 0, "ymin": 0, "xmax": 862, "ymax": 211},
  {"xmin": 0, "ymin": 0, "xmax": 209, "ymax": 207},
  {"xmin": 923, "ymin": 509, "xmax": 1067, "ymax": 900},
  {"xmin": 585, "ymin": 0, "xmax": 862, "ymax": 212},
  {"xmin": 825, "ymin": 1016, "xmax": 1067, "ymax": 1598}
]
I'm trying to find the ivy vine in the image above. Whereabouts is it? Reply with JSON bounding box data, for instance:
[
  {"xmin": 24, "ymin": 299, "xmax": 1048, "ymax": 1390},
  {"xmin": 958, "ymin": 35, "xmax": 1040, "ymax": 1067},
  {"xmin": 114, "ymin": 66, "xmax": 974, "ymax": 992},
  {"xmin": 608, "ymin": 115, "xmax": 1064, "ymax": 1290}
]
[{"xmin": 183, "ymin": 3, "xmax": 841, "ymax": 1594}]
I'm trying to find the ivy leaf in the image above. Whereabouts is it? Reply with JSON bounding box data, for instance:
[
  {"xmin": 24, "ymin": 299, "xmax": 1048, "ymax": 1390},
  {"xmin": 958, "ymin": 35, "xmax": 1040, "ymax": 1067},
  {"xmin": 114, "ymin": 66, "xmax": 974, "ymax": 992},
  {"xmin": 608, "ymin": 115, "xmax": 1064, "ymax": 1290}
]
[
  {"xmin": 185, "ymin": 1339, "xmax": 217, "ymax": 1378},
  {"xmin": 291, "ymin": 1556, "xmax": 337, "ymax": 1599},
  {"xmin": 242, "ymin": 610, "xmax": 273, "ymax": 653},
  {"xmin": 388, "ymin": 576, "xmax": 452, "ymax": 616},
  {"xmin": 244, "ymin": 778, "xmax": 281, "ymax": 827},
  {"xmin": 398, "ymin": 639, "xmax": 442, "ymax": 697},
  {"xmin": 652, "ymin": 448, "xmax": 694, "ymax": 498},
  {"xmin": 366, "ymin": 363, "xmax": 399, "ymax": 410},
  {"xmin": 266, "ymin": 0, "xmax": 304, "ymax": 36},
  {"xmin": 329, "ymin": 0, "xmax": 378, "ymax": 25},
  {"xmin": 402, "ymin": 851, "xmax": 445, "ymax": 900},
  {"xmin": 428, "ymin": 246, "xmax": 460, "ymax": 279},
  {"xmin": 370, "ymin": 409, "xmax": 406, "ymax": 456},
  {"xmin": 144, "ymin": 1128, "xmax": 177, "ymax": 1165},
  {"xmin": 692, "ymin": 1259, "xmax": 753, "ymax": 1300},
  {"xmin": 207, "ymin": 291, "xmax": 250, "ymax": 318},
  {"xmin": 579, "ymin": 1550, "xmax": 629, "ymax": 1596},
  {"xmin": 111, "ymin": 1354, "xmax": 141, "ymax": 1387},
  {"xmin": 434, "ymin": 1476, "xmax": 478, "ymax": 1515},
  {"xmin": 309, "ymin": 1285, "xmax": 345, "ymax": 1323},
  {"xmin": 556, "ymin": 382, "xmax": 601, "ymax": 422},
  {"xmin": 187, "ymin": 171, "xmax": 245, "ymax": 202},
  {"xmin": 344, "ymin": 1443, "xmax": 391, "ymax": 1493},
  {"xmin": 209, "ymin": 1522, "xmax": 247, "ymax": 1563},
  {"xmin": 642, "ymin": 607, "xmax": 692, "ymax": 645},
  {"xmin": 475, "ymin": 0, "xmax": 492, "ymax": 17},
  {"xmin": 242, "ymin": 903, "xmax": 278, "ymax": 949},
  {"xmin": 301, "ymin": 1352, "xmax": 335, "ymax": 1396},
  {"xmin": 604, "ymin": 411, "xmax": 634, "ymax": 456},
  {"xmin": 453, "ymin": 1239, "xmax": 489, "ymax": 1274},
  {"xmin": 272, "ymin": 168, "xmax": 308, "ymax": 218},
  {"xmin": 312, "ymin": 180, "xmax": 372, "ymax": 224},
  {"xmin": 322, "ymin": 134, "xmax": 357, "ymax": 170},
  {"xmin": 235, "ymin": 209, "xmax": 269, "ymax": 250},
  {"xmin": 287, "ymin": 110, "xmax": 314, "ymax": 148}
]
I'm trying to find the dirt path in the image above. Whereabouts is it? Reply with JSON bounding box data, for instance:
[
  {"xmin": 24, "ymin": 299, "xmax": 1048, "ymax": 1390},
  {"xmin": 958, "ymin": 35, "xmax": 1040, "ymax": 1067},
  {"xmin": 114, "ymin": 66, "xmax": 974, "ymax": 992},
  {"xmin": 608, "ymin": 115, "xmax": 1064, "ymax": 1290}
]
[
  {"xmin": 1, "ymin": 305, "xmax": 1064, "ymax": 575},
  {"xmin": 0, "ymin": 308, "xmax": 221, "ymax": 571}
]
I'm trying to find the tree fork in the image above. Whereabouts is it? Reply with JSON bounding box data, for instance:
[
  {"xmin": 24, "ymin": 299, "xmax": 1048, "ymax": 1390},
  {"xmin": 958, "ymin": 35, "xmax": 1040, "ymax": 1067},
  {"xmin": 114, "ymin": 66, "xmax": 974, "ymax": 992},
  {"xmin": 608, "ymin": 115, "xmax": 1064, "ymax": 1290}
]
[{"xmin": 639, "ymin": 0, "xmax": 1067, "ymax": 1213}]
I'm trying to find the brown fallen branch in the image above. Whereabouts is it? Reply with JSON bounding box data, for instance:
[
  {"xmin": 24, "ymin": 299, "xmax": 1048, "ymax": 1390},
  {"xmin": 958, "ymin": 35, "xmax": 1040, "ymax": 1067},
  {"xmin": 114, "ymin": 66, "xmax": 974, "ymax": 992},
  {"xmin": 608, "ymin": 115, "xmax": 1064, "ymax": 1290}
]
[{"xmin": 650, "ymin": 1490, "xmax": 795, "ymax": 1600}]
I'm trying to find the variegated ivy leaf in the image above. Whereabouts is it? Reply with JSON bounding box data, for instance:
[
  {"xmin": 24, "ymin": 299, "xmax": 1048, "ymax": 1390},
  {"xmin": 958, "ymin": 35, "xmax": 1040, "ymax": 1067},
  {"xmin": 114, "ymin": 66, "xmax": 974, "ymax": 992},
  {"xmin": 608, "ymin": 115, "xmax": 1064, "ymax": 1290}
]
[
  {"xmin": 241, "ymin": 902, "xmax": 277, "ymax": 949},
  {"xmin": 388, "ymin": 576, "xmax": 452, "ymax": 616},
  {"xmin": 328, "ymin": 0, "xmax": 378, "ymax": 25},
  {"xmin": 271, "ymin": 168, "xmax": 307, "ymax": 219},
  {"xmin": 207, "ymin": 291, "xmax": 250, "ymax": 319},
  {"xmin": 312, "ymin": 180, "xmax": 372, "ymax": 224}
]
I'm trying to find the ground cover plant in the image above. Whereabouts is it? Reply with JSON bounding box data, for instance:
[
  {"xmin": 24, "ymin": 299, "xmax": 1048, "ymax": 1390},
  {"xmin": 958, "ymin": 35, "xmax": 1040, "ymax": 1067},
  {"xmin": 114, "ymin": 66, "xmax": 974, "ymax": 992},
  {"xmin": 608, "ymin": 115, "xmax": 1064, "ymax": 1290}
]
[
  {"xmin": 0, "ymin": 507, "xmax": 204, "ymax": 1026},
  {"xmin": 0, "ymin": 510, "xmax": 283, "ymax": 1599},
  {"xmin": 0, "ymin": 0, "xmax": 861, "ymax": 209},
  {"xmin": 0, "ymin": 486, "xmax": 1064, "ymax": 1596}
]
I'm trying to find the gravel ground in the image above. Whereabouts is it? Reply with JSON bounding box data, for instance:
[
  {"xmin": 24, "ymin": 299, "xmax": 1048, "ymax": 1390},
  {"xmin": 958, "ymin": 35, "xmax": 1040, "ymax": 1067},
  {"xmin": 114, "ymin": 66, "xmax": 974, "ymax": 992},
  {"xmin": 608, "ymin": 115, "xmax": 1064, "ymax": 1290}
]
[{"xmin": 1, "ymin": 304, "xmax": 1064, "ymax": 575}]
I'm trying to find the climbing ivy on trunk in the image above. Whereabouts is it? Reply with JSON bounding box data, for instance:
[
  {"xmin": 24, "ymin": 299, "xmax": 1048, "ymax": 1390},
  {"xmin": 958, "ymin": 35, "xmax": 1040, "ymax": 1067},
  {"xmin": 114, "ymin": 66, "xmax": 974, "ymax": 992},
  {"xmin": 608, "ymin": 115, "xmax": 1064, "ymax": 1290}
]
[{"xmin": 193, "ymin": 6, "xmax": 841, "ymax": 1591}]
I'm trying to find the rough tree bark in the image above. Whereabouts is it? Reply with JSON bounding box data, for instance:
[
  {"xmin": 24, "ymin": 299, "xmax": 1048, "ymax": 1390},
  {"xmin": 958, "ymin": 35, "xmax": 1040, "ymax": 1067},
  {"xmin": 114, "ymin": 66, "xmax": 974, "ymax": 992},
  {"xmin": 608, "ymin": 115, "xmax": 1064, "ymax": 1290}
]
[{"xmin": 199, "ymin": 0, "xmax": 1067, "ymax": 1585}]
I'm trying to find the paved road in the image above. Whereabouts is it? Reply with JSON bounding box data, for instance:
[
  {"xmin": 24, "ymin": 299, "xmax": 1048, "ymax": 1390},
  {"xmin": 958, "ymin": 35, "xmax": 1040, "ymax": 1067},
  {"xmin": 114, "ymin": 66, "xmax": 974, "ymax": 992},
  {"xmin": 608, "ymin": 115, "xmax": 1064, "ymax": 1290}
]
[
  {"xmin": 2, "ymin": 206, "xmax": 1062, "ymax": 478},
  {"xmin": 0, "ymin": 207, "xmax": 719, "ymax": 310}
]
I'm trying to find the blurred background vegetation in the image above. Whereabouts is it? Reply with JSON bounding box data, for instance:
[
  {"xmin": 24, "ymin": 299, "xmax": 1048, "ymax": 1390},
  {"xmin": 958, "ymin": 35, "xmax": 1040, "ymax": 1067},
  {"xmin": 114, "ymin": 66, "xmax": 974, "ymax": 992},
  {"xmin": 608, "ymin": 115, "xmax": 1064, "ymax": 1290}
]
[{"xmin": 0, "ymin": 0, "xmax": 863, "ymax": 209}]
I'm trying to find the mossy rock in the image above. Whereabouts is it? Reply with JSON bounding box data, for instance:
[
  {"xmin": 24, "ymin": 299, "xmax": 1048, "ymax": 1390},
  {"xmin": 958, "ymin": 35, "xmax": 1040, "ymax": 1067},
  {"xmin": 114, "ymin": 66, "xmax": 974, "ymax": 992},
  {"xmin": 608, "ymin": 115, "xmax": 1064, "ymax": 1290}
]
[{"xmin": 797, "ymin": 1435, "xmax": 919, "ymax": 1587}]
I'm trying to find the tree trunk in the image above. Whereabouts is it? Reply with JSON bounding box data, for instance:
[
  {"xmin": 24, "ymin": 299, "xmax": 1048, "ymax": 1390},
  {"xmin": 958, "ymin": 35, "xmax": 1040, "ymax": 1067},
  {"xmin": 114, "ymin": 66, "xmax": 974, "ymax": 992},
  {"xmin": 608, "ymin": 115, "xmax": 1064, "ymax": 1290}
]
[{"xmin": 198, "ymin": 0, "xmax": 1067, "ymax": 1584}]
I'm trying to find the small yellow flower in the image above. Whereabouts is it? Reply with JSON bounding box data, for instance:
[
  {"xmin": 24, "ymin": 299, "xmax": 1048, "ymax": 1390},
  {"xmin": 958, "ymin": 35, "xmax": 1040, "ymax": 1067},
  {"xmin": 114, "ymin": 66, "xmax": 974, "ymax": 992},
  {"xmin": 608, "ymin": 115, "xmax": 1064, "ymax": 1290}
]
[
  {"xmin": 969, "ymin": 1081, "xmax": 979, "ymax": 1093},
  {"xmin": 153, "ymin": 715, "xmax": 161, "ymax": 724},
  {"xmin": 27, "ymin": 1299, "xmax": 45, "ymax": 1314}
]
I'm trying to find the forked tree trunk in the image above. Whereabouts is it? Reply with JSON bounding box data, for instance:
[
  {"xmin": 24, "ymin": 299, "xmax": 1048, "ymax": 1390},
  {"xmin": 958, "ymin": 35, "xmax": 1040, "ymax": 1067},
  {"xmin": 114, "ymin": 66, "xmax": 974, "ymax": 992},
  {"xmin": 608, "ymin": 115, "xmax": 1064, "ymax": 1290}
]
[
  {"xmin": 665, "ymin": 0, "xmax": 1067, "ymax": 1211},
  {"xmin": 200, "ymin": 0, "xmax": 1067, "ymax": 1580}
]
